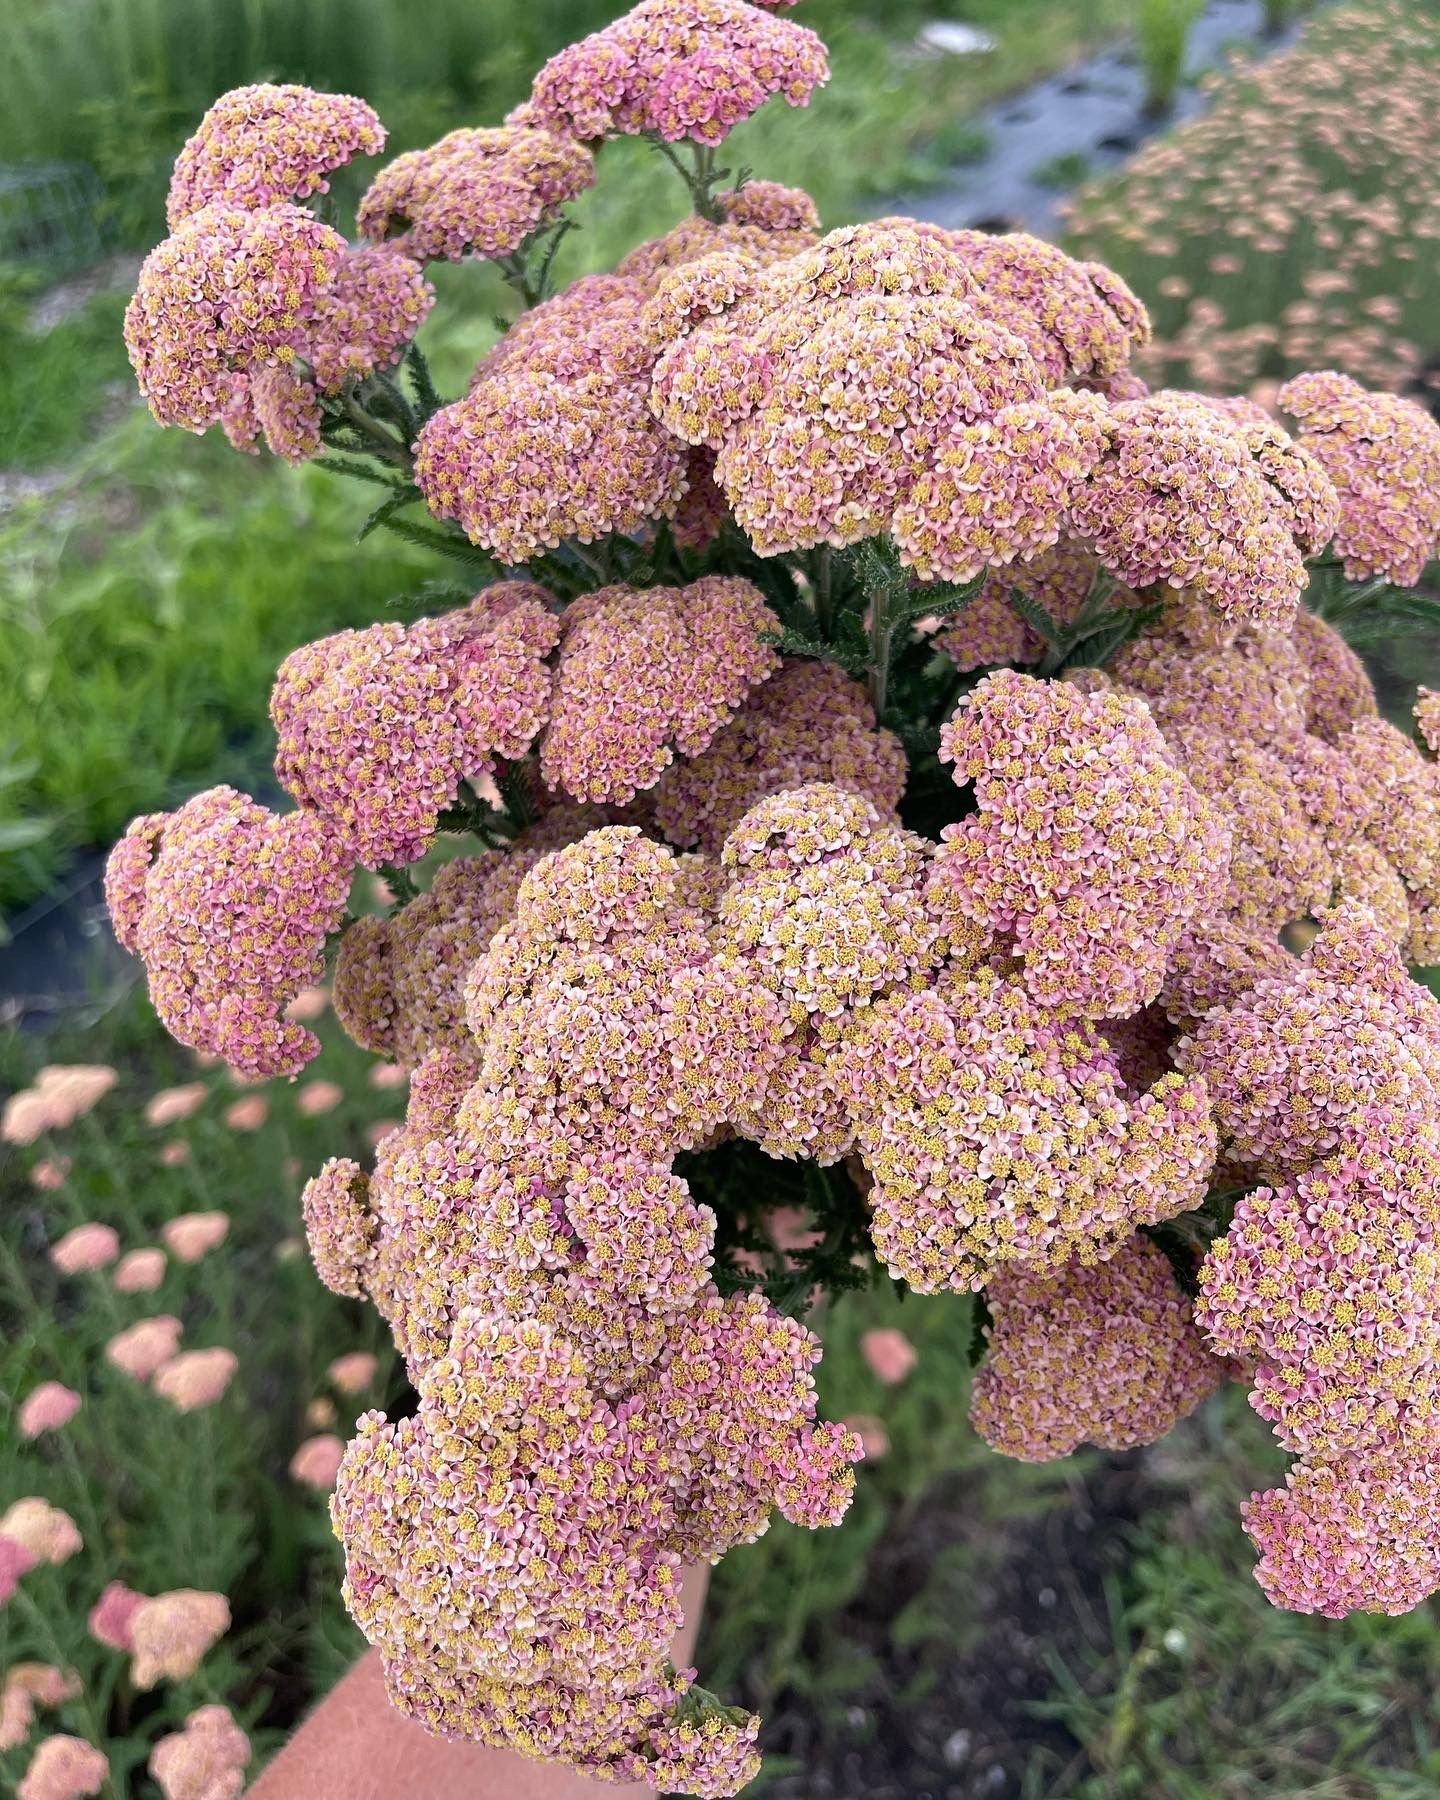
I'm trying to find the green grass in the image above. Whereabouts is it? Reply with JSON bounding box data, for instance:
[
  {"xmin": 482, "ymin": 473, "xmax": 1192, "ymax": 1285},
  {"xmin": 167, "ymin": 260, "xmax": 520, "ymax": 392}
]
[
  {"xmin": 0, "ymin": 419, "xmax": 439, "ymax": 909},
  {"xmin": 1031, "ymin": 149, "xmax": 1094, "ymax": 189},
  {"xmin": 0, "ymin": 277, "xmax": 132, "ymax": 470},
  {"xmin": 1135, "ymin": 0, "xmax": 1205, "ymax": 115}
]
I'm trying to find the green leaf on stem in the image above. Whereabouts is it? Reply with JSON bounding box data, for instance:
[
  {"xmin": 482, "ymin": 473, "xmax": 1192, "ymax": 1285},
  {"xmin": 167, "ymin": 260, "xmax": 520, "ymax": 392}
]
[
  {"xmin": 314, "ymin": 455, "xmax": 404, "ymax": 490},
  {"xmin": 1007, "ymin": 587, "xmax": 1063, "ymax": 647},
  {"xmin": 357, "ymin": 489, "xmax": 422, "ymax": 543},
  {"xmin": 763, "ymin": 627, "xmax": 867, "ymax": 676},
  {"xmin": 405, "ymin": 341, "xmax": 443, "ymax": 420}
]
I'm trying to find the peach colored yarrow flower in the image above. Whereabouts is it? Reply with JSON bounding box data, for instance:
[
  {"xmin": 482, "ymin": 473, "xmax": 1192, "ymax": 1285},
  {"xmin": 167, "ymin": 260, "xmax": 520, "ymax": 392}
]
[
  {"xmin": 972, "ymin": 1234, "xmax": 1223, "ymax": 1459},
  {"xmin": 106, "ymin": 787, "xmax": 352, "ymax": 1078},
  {"xmin": 526, "ymin": 0, "xmax": 828, "ymax": 146},
  {"xmin": 18, "ymin": 1383, "xmax": 81, "ymax": 1440},
  {"xmin": 149, "ymin": 1705, "xmax": 252, "ymax": 1800},
  {"xmin": 16, "ymin": 1735, "xmax": 107, "ymax": 1800},
  {"xmin": 48, "ymin": 1221, "xmax": 120, "ymax": 1274},
  {"xmin": 1281, "ymin": 369, "xmax": 1440, "ymax": 586},
  {"xmin": 129, "ymin": 1591, "xmax": 231, "ymax": 1689},
  {"xmin": 166, "ymin": 83, "xmax": 383, "ymax": 226},
  {"xmin": 359, "ymin": 127, "xmax": 593, "ymax": 262}
]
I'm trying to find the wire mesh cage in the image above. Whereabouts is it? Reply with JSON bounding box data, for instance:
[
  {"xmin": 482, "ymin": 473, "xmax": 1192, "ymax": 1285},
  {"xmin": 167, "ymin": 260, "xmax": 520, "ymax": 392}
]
[{"xmin": 0, "ymin": 162, "xmax": 106, "ymax": 270}]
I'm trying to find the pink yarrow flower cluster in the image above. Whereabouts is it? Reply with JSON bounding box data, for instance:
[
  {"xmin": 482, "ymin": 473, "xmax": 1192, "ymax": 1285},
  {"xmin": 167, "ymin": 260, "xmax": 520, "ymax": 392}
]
[
  {"xmin": 416, "ymin": 276, "xmax": 690, "ymax": 561},
  {"xmin": 972, "ymin": 1234, "xmax": 1223, "ymax": 1459},
  {"xmin": 166, "ymin": 83, "xmax": 384, "ymax": 226},
  {"xmin": 526, "ymin": 0, "xmax": 829, "ymax": 145},
  {"xmin": 539, "ymin": 576, "xmax": 780, "ymax": 804},
  {"xmin": 1280, "ymin": 370, "xmax": 1440, "ymax": 586},
  {"xmin": 359, "ymin": 126, "xmax": 594, "ymax": 262},
  {"xmin": 932, "ymin": 669, "xmax": 1229, "ymax": 1018},
  {"xmin": 105, "ymin": 787, "xmax": 352, "ymax": 1077},
  {"xmin": 129, "ymin": 84, "xmax": 433, "ymax": 457},
  {"xmin": 271, "ymin": 583, "xmax": 559, "ymax": 867}
]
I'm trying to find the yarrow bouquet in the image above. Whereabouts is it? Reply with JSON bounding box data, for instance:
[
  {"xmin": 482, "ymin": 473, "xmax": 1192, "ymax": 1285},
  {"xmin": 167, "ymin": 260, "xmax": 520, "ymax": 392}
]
[{"xmin": 108, "ymin": 1, "xmax": 1440, "ymax": 1792}]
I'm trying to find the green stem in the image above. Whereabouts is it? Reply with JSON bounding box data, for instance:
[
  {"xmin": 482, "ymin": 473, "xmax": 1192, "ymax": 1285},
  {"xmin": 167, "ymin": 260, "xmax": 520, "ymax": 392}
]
[
  {"xmin": 533, "ymin": 218, "xmax": 577, "ymax": 302},
  {"xmin": 494, "ymin": 252, "xmax": 541, "ymax": 309},
  {"xmin": 340, "ymin": 390, "xmax": 412, "ymax": 471},
  {"xmin": 812, "ymin": 544, "xmax": 835, "ymax": 638},
  {"xmin": 648, "ymin": 137, "xmax": 728, "ymax": 220},
  {"xmin": 691, "ymin": 143, "xmax": 725, "ymax": 222},
  {"xmin": 868, "ymin": 581, "xmax": 898, "ymax": 720},
  {"xmin": 379, "ymin": 863, "xmax": 421, "ymax": 907}
]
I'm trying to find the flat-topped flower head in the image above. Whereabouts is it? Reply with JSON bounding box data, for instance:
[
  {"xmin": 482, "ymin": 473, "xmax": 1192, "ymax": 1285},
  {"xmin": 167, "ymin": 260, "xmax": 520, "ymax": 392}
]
[
  {"xmin": 1180, "ymin": 902, "xmax": 1440, "ymax": 1177},
  {"xmin": 16, "ymin": 1736, "xmax": 108, "ymax": 1800},
  {"xmin": 1337, "ymin": 716, "xmax": 1440, "ymax": 901},
  {"xmin": 1196, "ymin": 1116, "xmax": 1440, "ymax": 1461},
  {"xmin": 894, "ymin": 393, "xmax": 1108, "ymax": 584},
  {"xmin": 1244, "ymin": 1451, "xmax": 1440, "ymax": 1618},
  {"xmin": 358, "ymin": 127, "xmax": 594, "ymax": 263},
  {"xmin": 907, "ymin": 224, "xmax": 1151, "ymax": 385},
  {"xmin": 619, "ymin": 213, "xmax": 818, "ymax": 294},
  {"xmin": 972, "ymin": 1234, "xmax": 1223, "ymax": 1460},
  {"xmin": 106, "ymin": 1315, "xmax": 184, "ymax": 1381},
  {"xmin": 307, "ymin": 246, "xmax": 433, "ymax": 390},
  {"xmin": 1280, "ymin": 370, "xmax": 1440, "ymax": 585},
  {"xmin": 1291, "ymin": 607, "xmax": 1379, "ymax": 742},
  {"xmin": 378, "ymin": 1147, "xmax": 719, "ymax": 1390},
  {"xmin": 463, "ymin": 829, "xmax": 783, "ymax": 1170},
  {"xmin": 0, "ymin": 1666, "xmax": 80, "ymax": 1757},
  {"xmin": 3, "ymin": 1065, "xmax": 116, "ymax": 1145},
  {"xmin": 540, "ymin": 577, "xmax": 780, "ymax": 805},
  {"xmin": 105, "ymin": 787, "xmax": 352, "ymax": 1078},
  {"xmin": 0, "ymin": 1499, "xmax": 82, "ymax": 1566},
  {"xmin": 48, "ymin": 1220, "xmax": 119, "ymax": 1273},
  {"xmin": 129, "ymin": 1590, "xmax": 231, "ymax": 1689},
  {"xmin": 1067, "ymin": 391, "xmax": 1339, "ymax": 632},
  {"xmin": 650, "ymin": 223, "xmax": 1049, "ymax": 554},
  {"xmin": 1165, "ymin": 729, "xmax": 1334, "ymax": 932},
  {"xmin": 166, "ymin": 84, "xmax": 384, "ymax": 226},
  {"xmin": 149, "ymin": 1704, "xmax": 251, "ymax": 1800},
  {"xmin": 161, "ymin": 1211, "xmax": 229, "ymax": 1264},
  {"xmin": 331, "ymin": 1300, "xmax": 839, "ymax": 1793},
  {"xmin": 89, "ymin": 1582, "xmax": 147, "ymax": 1650},
  {"xmin": 125, "ymin": 203, "xmax": 344, "ymax": 431},
  {"xmin": 331, "ymin": 809, "xmax": 599, "ymax": 1063},
  {"xmin": 719, "ymin": 179, "xmax": 819, "ymax": 232},
  {"xmin": 18, "ymin": 1382, "xmax": 81, "ymax": 1440},
  {"xmin": 416, "ymin": 279, "xmax": 688, "ymax": 561},
  {"xmin": 153, "ymin": 1347, "xmax": 239, "ymax": 1411},
  {"xmin": 653, "ymin": 659, "xmax": 906, "ymax": 854},
  {"xmin": 527, "ymin": 0, "xmax": 828, "ymax": 146},
  {"xmin": 272, "ymin": 585, "xmax": 558, "ymax": 868},
  {"xmin": 1109, "ymin": 620, "xmax": 1311, "ymax": 748},
  {"xmin": 933, "ymin": 669, "xmax": 1228, "ymax": 1018},
  {"xmin": 1157, "ymin": 912, "xmax": 1294, "ymax": 1032},
  {"xmin": 838, "ymin": 966, "xmax": 1216, "ymax": 1292},
  {"xmin": 301, "ymin": 1158, "xmax": 377, "ymax": 1299},
  {"xmin": 718, "ymin": 783, "xmax": 942, "ymax": 1019}
]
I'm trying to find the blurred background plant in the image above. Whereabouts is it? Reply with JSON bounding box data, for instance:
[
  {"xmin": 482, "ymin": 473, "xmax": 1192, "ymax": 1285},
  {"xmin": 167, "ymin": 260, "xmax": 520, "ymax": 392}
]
[
  {"xmin": 1063, "ymin": 0, "xmax": 1440, "ymax": 402},
  {"xmin": 1134, "ymin": 0, "xmax": 1204, "ymax": 115}
]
